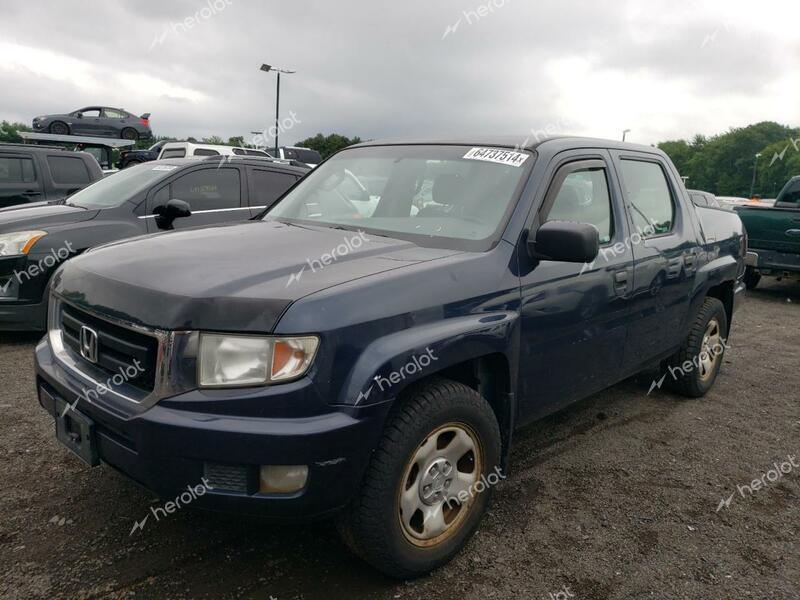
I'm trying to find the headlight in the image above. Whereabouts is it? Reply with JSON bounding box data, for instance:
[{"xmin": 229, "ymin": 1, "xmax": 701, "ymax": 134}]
[
  {"xmin": 198, "ymin": 334, "xmax": 319, "ymax": 388},
  {"xmin": 0, "ymin": 231, "xmax": 47, "ymax": 257}
]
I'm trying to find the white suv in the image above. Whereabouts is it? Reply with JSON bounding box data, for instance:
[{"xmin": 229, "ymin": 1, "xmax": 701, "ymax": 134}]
[{"xmin": 158, "ymin": 142, "xmax": 273, "ymax": 160}]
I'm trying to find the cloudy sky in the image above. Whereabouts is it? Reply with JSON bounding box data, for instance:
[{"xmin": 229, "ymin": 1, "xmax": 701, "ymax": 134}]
[{"xmin": 1, "ymin": 0, "xmax": 798, "ymax": 147}]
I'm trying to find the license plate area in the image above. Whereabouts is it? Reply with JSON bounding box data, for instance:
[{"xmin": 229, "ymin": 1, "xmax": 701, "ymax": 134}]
[{"xmin": 55, "ymin": 398, "xmax": 99, "ymax": 466}]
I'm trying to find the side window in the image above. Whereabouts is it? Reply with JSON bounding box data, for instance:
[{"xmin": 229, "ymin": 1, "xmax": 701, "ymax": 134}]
[
  {"xmin": 147, "ymin": 185, "xmax": 170, "ymax": 213},
  {"xmin": 282, "ymin": 148, "xmax": 299, "ymax": 160},
  {"xmin": 160, "ymin": 148, "xmax": 186, "ymax": 159},
  {"xmin": 0, "ymin": 157, "xmax": 36, "ymax": 183},
  {"xmin": 103, "ymin": 109, "xmax": 125, "ymax": 119},
  {"xmin": 619, "ymin": 160, "xmax": 675, "ymax": 236},
  {"xmin": 80, "ymin": 109, "xmax": 101, "ymax": 118},
  {"xmin": 250, "ymin": 169, "xmax": 298, "ymax": 208},
  {"xmin": 545, "ymin": 165, "xmax": 614, "ymax": 244},
  {"xmin": 777, "ymin": 179, "xmax": 800, "ymax": 207},
  {"xmin": 193, "ymin": 148, "xmax": 219, "ymax": 156},
  {"xmin": 170, "ymin": 168, "xmax": 241, "ymax": 211},
  {"xmin": 47, "ymin": 156, "xmax": 90, "ymax": 184},
  {"xmin": 690, "ymin": 192, "xmax": 708, "ymax": 207},
  {"xmin": 232, "ymin": 148, "xmax": 246, "ymax": 155}
]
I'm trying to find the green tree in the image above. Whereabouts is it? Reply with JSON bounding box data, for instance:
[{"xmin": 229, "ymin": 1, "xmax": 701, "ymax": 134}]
[
  {"xmin": 202, "ymin": 135, "xmax": 225, "ymax": 145},
  {"xmin": 0, "ymin": 121, "xmax": 32, "ymax": 143},
  {"xmin": 296, "ymin": 133, "xmax": 363, "ymax": 159}
]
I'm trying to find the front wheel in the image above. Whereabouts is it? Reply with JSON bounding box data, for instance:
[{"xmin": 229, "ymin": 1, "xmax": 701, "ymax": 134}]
[
  {"xmin": 337, "ymin": 378, "xmax": 502, "ymax": 578},
  {"xmin": 49, "ymin": 121, "xmax": 69, "ymax": 135}
]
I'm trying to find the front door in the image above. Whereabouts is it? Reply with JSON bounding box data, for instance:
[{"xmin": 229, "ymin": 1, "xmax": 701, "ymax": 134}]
[{"xmin": 517, "ymin": 151, "xmax": 633, "ymax": 422}]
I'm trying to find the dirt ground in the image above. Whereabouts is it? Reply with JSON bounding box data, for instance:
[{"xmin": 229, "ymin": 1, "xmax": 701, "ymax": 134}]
[{"xmin": 1, "ymin": 279, "xmax": 798, "ymax": 600}]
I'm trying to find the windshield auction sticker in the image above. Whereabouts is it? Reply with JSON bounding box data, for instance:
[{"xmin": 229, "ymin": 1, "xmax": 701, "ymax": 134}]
[{"xmin": 463, "ymin": 147, "xmax": 529, "ymax": 167}]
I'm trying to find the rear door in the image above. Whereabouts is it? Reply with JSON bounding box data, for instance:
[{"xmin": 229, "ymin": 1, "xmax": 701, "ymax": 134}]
[
  {"xmin": 101, "ymin": 108, "xmax": 128, "ymax": 136},
  {"xmin": 517, "ymin": 150, "xmax": 633, "ymax": 421},
  {"xmin": 144, "ymin": 165, "xmax": 249, "ymax": 231},
  {"xmin": 44, "ymin": 154, "xmax": 93, "ymax": 200},
  {"xmin": 609, "ymin": 151, "xmax": 700, "ymax": 372},
  {"xmin": 245, "ymin": 166, "xmax": 300, "ymax": 216},
  {"xmin": 0, "ymin": 152, "xmax": 42, "ymax": 208}
]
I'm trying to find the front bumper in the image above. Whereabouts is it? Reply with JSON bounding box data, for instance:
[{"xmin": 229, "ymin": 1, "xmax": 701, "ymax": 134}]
[
  {"xmin": 35, "ymin": 338, "xmax": 391, "ymax": 520},
  {"xmin": 0, "ymin": 255, "xmax": 50, "ymax": 331}
]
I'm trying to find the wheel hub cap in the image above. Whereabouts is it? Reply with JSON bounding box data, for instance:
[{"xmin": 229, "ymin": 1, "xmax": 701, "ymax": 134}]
[{"xmin": 420, "ymin": 458, "xmax": 454, "ymax": 505}]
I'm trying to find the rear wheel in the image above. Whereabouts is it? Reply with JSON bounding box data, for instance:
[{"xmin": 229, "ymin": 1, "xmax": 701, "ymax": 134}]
[
  {"xmin": 337, "ymin": 378, "xmax": 502, "ymax": 578},
  {"xmin": 49, "ymin": 121, "xmax": 69, "ymax": 135},
  {"xmin": 743, "ymin": 266, "xmax": 761, "ymax": 290},
  {"xmin": 665, "ymin": 297, "xmax": 728, "ymax": 397},
  {"xmin": 121, "ymin": 128, "xmax": 138, "ymax": 140}
]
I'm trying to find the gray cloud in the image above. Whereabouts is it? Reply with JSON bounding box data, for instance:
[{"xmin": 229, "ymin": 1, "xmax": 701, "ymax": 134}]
[{"xmin": 1, "ymin": 0, "xmax": 797, "ymax": 146}]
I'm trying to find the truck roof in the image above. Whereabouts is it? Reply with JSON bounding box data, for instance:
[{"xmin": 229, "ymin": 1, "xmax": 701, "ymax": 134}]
[{"xmin": 352, "ymin": 135, "xmax": 660, "ymax": 154}]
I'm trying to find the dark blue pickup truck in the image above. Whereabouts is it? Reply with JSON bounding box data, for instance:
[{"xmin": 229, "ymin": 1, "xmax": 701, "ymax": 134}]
[{"xmin": 34, "ymin": 136, "xmax": 747, "ymax": 577}]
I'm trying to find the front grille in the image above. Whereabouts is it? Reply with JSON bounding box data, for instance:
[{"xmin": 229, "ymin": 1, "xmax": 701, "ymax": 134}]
[{"xmin": 60, "ymin": 304, "xmax": 159, "ymax": 392}]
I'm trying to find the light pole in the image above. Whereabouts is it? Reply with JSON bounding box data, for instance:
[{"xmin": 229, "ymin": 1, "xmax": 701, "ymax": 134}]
[
  {"xmin": 749, "ymin": 153, "xmax": 762, "ymax": 198},
  {"xmin": 259, "ymin": 63, "xmax": 296, "ymax": 156},
  {"xmin": 622, "ymin": 129, "xmax": 631, "ymax": 142}
]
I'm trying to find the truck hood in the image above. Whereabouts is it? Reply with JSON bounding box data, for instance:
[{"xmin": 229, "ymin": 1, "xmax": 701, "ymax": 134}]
[
  {"xmin": 0, "ymin": 203, "xmax": 98, "ymax": 233},
  {"xmin": 52, "ymin": 220, "xmax": 461, "ymax": 332}
]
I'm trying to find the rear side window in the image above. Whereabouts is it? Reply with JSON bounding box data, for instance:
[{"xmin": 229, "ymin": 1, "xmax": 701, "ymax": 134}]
[
  {"xmin": 193, "ymin": 148, "xmax": 220, "ymax": 156},
  {"xmin": 161, "ymin": 148, "xmax": 186, "ymax": 159},
  {"xmin": 169, "ymin": 167, "xmax": 241, "ymax": 211},
  {"xmin": 0, "ymin": 157, "xmax": 36, "ymax": 183},
  {"xmin": 104, "ymin": 109, "xmax": 125, "ymax": 119},
  {"xmin": 250, "ymin": 169, "xmax": 298, "ymax": 208},
  {"xmin": 619, "ymin": 160, "xmax": 675, "ymax": 236},
  {"xmin": 546, "ymin": 165, "xmax": 614, "ymax": 244},
  {"xmin": 281, "ymin": 148, "xmax": 299, "ymax": 160},
  {"xmin": 232, "ymin": 148, "xmax": 246, "ymax": 155},
  {"xmin": 47, "ymin": 156, "xmax": 90, "ymax": 184}
]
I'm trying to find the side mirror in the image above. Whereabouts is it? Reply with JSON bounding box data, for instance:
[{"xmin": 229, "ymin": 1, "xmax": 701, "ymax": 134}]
[
  {"xmin": 528, "ymin": 220, "xmax": 600, "ymax": 263},
  {"xmin": 153, "ymin": 199, "xmax": 191, "ymax": 230}
]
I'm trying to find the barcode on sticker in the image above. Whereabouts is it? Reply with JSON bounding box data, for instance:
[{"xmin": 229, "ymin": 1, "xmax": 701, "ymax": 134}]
[{"xmin": 463, "ymin": 147, "xmax": 529, "ymax": 167}]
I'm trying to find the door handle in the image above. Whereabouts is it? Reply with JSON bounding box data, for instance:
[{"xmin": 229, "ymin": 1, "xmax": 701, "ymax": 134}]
[
  {"xmin": 786, "ymin": 229, "xmax": 800, "ymax": 238},
  {"xmin": 614, "ymin": 271, "xmax": 628, "ymax": 283},
  {"xmin": 22, "ymin": 190, "xmax": 41, "ymax": 196}
]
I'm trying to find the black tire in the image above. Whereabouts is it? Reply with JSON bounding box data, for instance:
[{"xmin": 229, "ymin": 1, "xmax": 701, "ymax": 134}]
[
  {"xmin": 49, "ymin": 121, "xmax": 69, "ymax": 135},
  {"xmin": 665, "ymin": 297, "xmax": 728, "ymax": 398},
  {"xmin": 337, "ymin": 377, "xmax": 502, "ymax": 578},
  {"xmin": 121, "ymin": 128, "xmax": 138, "ymax": 141},
  {"xmin": 121, "ymin": 158, "xmax": 143, "ymax": 169},
  {"xmin": 743, "ymin": 266, "xmax": 761, "ymax": 290}
]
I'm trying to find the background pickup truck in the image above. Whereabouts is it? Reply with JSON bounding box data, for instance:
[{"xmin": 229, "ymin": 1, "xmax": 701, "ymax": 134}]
[
  {"xmin": 0, "ymin": 143, "xmax": 103, "ymax": 209},
  {"xmin": 735, "ymin": 175, "xmax": 800, "ymax": 289}
]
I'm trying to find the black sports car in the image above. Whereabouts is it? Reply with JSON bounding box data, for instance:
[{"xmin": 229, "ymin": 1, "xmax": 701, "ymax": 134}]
[{"xmin": 32, "ymin": 106, "xmax": 153, "ymax": 140}]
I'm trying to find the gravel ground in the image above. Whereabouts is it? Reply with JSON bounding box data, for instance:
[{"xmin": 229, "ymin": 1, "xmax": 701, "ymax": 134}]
[{"xmin": 0, "ymin": 279, "xmax": 798, "ymax": 600}]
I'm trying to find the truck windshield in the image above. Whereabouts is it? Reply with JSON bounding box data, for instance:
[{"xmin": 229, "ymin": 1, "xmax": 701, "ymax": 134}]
[
  {"xmin": 265, "ymin": 145, "xmax": 533, "ymax": 250},
  {"xmin": 66, "ymin": 163, "xmax": 177, "ymax": 209}
]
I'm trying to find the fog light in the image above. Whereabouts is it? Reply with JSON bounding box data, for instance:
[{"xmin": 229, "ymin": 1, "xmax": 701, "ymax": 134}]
[{"xmin": 259, "ymin": 465, "xmax": 308, "ymax": 494}]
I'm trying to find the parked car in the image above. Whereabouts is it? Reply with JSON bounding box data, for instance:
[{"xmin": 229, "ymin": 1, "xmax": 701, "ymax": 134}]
[
  {"xmin": 0, "ymin": 156, "xmax": 308, "ymax": 330},
  {"xmin": 277, "ymin": 145, "xmax": 322, "ymax": 167},
  {"xmin": 0, "ymin": 143, "xmax": 103, "ymax": 209},
  {"xmin": 33, "ymin": 107, "xmax": 152, "ymax": 141},
  {"xmin": 735, "ymin": 175, "xmax": 800, "ymax": 289},
  {"xmin": 118, "ymin": 140, "xmax": 174, "ymax": 169},
  {"xmin": 35, "ymin": 136, "xmax": 746, "ymax": 578},
  {"xmin": 158, "ymin": 142, "xmax": 273, "ymax": 160}
]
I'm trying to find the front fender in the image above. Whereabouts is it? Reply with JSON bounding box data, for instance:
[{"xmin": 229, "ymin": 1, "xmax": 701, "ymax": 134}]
[{"xmin": 337, "ymin": 311, "xmax": 518, "ymax": 407}]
